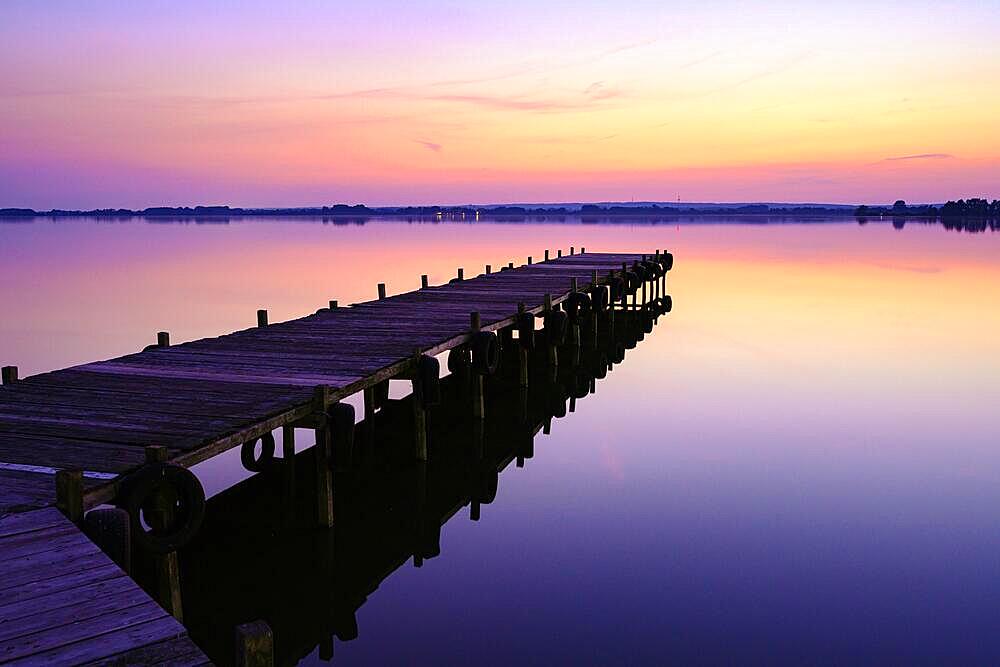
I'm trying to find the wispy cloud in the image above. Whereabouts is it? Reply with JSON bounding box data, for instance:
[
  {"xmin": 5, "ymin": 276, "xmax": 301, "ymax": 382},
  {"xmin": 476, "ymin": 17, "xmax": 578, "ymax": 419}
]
[
  {"xmin": 414, "ymin": 139, "xmax": 442, "ymax": 153},
  {"xmin": 883, "ymin": 153, "xmax": 954, "ymax": 162}
]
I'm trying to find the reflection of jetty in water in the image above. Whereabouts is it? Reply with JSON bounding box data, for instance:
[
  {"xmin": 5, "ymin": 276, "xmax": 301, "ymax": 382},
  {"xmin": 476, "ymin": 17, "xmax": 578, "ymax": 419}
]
[{"xmin": 176, "ymin": 306, "xmax": 669, "ymax": 665}]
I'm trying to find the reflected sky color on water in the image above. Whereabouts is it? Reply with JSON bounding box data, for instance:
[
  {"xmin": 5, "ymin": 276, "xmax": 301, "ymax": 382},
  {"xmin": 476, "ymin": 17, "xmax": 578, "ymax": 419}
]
[{"xmin": 2, "ymin": 217, "xmax": 999, "ymax": 663}]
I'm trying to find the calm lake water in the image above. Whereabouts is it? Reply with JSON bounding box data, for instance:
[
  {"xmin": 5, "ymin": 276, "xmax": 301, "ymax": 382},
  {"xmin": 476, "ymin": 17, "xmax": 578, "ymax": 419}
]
[{"xmin": 2, "ymin": 215, "xmax": 999, "ymax": 664}]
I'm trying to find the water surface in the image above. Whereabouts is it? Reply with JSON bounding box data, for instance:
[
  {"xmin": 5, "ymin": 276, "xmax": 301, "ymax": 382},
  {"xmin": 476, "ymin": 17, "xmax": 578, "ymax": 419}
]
[{"xmin": 2, "ymin": 216, "xmax": 998, "ymax": 664}]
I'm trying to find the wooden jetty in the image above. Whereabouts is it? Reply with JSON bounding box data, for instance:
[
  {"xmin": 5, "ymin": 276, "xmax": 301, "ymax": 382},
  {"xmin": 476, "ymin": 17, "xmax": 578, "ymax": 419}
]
[{"xmin": 0, "ymin": 248, "xmax": 672, "ymax": 665}]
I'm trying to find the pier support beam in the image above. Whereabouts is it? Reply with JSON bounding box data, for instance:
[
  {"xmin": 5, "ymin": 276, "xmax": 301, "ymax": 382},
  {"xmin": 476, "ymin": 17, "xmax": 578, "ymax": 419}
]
[
  {"xmin": 143, "ymin": 445, "xmax": 183, "ymax": 622},
  {"xmin": 470, "ymin": 312, "xmax": 485, "ymax": 420},
  {"xmin": 235, "ymin": 620, "xmax": 274, "ymax": 667},
  {"xmin": 412, "ymin": 350, "xmax": 428, "ymax": 462},
  {"xmin": 314, "ymin": 386, "xmax": 334, "ymax": 528}
]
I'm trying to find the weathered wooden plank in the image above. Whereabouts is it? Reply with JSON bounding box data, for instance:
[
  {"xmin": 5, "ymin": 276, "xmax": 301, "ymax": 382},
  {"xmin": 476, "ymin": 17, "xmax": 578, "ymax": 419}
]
[
  {"xmin": 1, "ymin": 613, "xmax": 187, "ymax": 666},
  {"xmin": 81, "ymin": 635, "xmax": 209, "ymax": 666},
  {"xmin": 0, "ymin": 507, "xmax": 65, "ymax": 539},
  {"xmin": 0, "ymin": 577, "xmax": 146, "ymax": 641},
  {"xmin": 0, "ymin": 562, "xmax": 123, "ymax": 607}
]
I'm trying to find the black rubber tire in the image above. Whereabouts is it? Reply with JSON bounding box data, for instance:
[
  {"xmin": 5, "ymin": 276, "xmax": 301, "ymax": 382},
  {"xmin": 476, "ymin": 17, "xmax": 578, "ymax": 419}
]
[
  {"xmin": 418, "ymin": 355, "xmax": 441, "ymax": 407},
  {"xmin": 471, "ymin": 331, "xmax": 500, "ymax": 375},
  {"xmin": 544, "ymin": 310, "xmax": 568, "ymax": 346},
  {"xmin": 118, "ymin": 463, "xmax": 205, "ymax": 555},
  {"xmin": 447, "ymin": 346, "xmax": 471, "ymax": 374},
  {"xmin": 240, "ymin": 432, "xmax": 276, "ymax": 472},
  {"xmin": 516, "ymin": 312, "xmax": 535, "ymax": 350},
  {"xmin": 624, "ymin": 271, "xmax": 641, "ymax": 294},
  {"xmin": 660, "ymin": 252, "xmax": 674, "ymax": 272},
  {"xmin": 662, "ymin": 294, "xmax": 673, "ymax": 313},
  {"xmin": 565, "ymin": 291, "xmax": 592, "ymax": 321},
  {"xmin": 609, "ymin": 277, "xmax": 625, "ymax": 302},
  {"xmin": 589, "ymin": 285, "xmax": 609, "ymax": 312}
]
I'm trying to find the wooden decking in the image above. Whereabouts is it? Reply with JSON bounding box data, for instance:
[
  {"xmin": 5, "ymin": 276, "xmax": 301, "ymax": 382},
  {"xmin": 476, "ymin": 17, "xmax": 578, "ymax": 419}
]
[
  {"xmin": 0, "ymin": 507, "xmax": 206, "ymax": 665},
  {"xmin": 0, "ymin": 251, "xmax": 657, "ymax": 510},
  {"xmin": 0, "ymin": 249, "xmax": 666, "ymax": 665}
]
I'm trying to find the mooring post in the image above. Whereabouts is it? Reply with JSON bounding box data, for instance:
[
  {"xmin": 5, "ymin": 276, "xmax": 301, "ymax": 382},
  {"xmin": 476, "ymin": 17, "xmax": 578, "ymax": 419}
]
[
  {"xmin": 527, "ymin": 256, "xmax": 533, "ymax": 265},
  {"xmin": 590, "ymin": 270, "xmax": 599, "ymax": 348},
  {"xmin": 363, "ymin": 386, "xmax": 376, "ymax": 450},
  {"xmin": 55, "ymin": 468, "xmax": 83, "ymax": 524},
  {"xmin": 420, "ymin": 274, "xmax": 429, "ymax": 289},
  {"xmin": 83, "ymin": 507, "xmax": 131, "ymax": 574},
  {"xmin": 570, "ymin": 278, "xmax": 581, "ymax": 347},
  {"xmin": 156, "ymin": 331, "xmax": 170, "ymax": 348},
  {"xmin": 486, "ymin": 264, "xmax": 491, "ymax": 274},
  {"xmin": 412, "ymin": 348, "xmax": 428, "ymax": 462},
  {"xmin": 1, "ymin": 366, "xmax": 18, "ymax": 384},
  {"xmin": 544, "ymin": 249, "xmax": 550, "ymax": 261},
  {"xmin": 570, "ymin": 246, "xmax": 575, "ymax": 255},
  {"xmin": 558, "ymin": 249, "xmax": 562, "ymax": 258},
  {"xmin": 457, "ymin": 268, "xmax": 464, "ymax": 281},
  {"xmin": 518, "ymin": 303, "xmax": 529, "ymax": 388},
  {"xmin": 329, "ymin": 299, "xmax": 339, "ymax": 310},
  {"xmin": 581, "ymin": 246, "xmax": 586, "ymax": 254},
  {"xmin": 257, "ymin": 309, "xmax": 268, "ymax": 327},
  {"xmin": 608, "ymin": 270, "xmax": 616, "ymax": 338},
  {"xmin": 508, "ymin": 261, "xmax": 514, "ymax": 269},
  {"xmin": 470, "ymin": 312, "xmax": 484, "ymax": 420},
  {"xmin": 143, "ymin": 445, "xmax": 183, "ymax": 621},
  {"xmin": 641, "ymin": 258, "xmax": 648, "ymax": 307},
  {"xmin": 235, "ymin": 620, "xmax": 274, "ymax": 667},
  {"xmin": 313, "ymin": 386, "xmax": 334, "ymax": 528},
  {"xmin": 377, "ymin": 283, "xmax": 386, "ymax": 300},
  {"xmin": 544, "ymin": 293, "xmax": 558, "ymax": 371}
]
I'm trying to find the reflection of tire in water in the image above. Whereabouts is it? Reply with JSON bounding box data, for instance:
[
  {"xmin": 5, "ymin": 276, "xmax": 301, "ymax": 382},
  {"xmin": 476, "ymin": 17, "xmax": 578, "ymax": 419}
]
[{"xmin": 240, "ymin": 432, "xmax": 275, "ymax": 472}]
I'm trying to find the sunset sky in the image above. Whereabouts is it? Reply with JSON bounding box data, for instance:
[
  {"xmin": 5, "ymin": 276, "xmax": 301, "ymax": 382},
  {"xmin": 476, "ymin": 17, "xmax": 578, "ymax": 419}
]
[{"xmin": 2, "ymin": 1, "xmax": 998, "ymax": 208}]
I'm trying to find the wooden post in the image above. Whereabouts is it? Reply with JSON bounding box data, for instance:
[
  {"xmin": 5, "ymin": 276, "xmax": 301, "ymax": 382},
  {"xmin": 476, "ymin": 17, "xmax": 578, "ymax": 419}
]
[
  {"xmin": 235, "ymin": 620, "xmax": 274, "ymax": 667},
  {"xmin": 257, "ymin": 309, "xmax": 268, "ymax": 327},
  {"xmin": 314, "ymin": 386, "xmax": 334, "ymax": 528},
  {"xmin": 412, "ymin": 349, "xmax": 428, "ymax": 461},
  {"xmin": 156, "ymin": 332, "xmax": 170, "ymax": 348},
  {"xmin": 457, "ymin": 268, "xmax": 464, "ymax": 281},
  {"xmin": 486, "ymin": 264, "xmax": 492, "ymax": 274},
  {"xmin": 143, "ymin": 445, "xmax": 183, "ymax": 621},
  {"xmin": 544, "ymin": 293, "xmax": 558, "ymax": 372},
  {"xmin": 1, "ymin": 366, "xmax": 18, "ymax": 384},
  {"xmin": 527, "ymin": 256, "xmax": 533, "ymax": 265},
  {"xmin": 518, "ymin": 303, "xmax": 529, "ymax": 388},
  {"xmin": 329, "ymin": 299, "xmax": 338, "ymax": 309},
  {"xmin": 570, "ymin": 246, "xmax": 575, "ymax": 255},
  {"xmin": 470, "ymin": 312, "xmax": 484, "ymax": 420},
  {"xmin": 570, "ymin": 278, "xmax": 581, "ymax": 346},
  {"xmin": 83, "ymin": 507, "xmax": 131, "ymax": 574},
  {"xmin": 508, "ymin": 261, "xmax": 514, "ymax": 269},
  {"xmin": 557, "ymin": 249, "xmax": 562, "ymax": 258},
  {"xmin": 55, "ymin": 468, "xmax": 83, "ymax": 523},
  {"xmin": 282, "ymin": 425, "xmax": 296, "ymax": 516},
  {"xmin": 608, "ymin": 271, "xmax": 616, "ymax": 338},
  {"xmin": 581, "ymin": 246, "xmax": 586, "ymax": 254},
  {"xmin": 544, "ymin": 249, "xmax": 550, "ymax": 261},
  {"xmin": 377, "ymin": 283, "xmax": 386, "ymax": 300}
]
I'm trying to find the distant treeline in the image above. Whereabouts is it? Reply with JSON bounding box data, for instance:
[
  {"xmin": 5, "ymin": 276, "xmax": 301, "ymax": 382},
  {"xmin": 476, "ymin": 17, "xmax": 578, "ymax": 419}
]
[
  {"xmin": 0, "ymin": 203, "xmax": 858, "ymax": 218},
  {"xmin": 855, "ymin": 198, "xmax": 1000, "ymax": 219}
]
